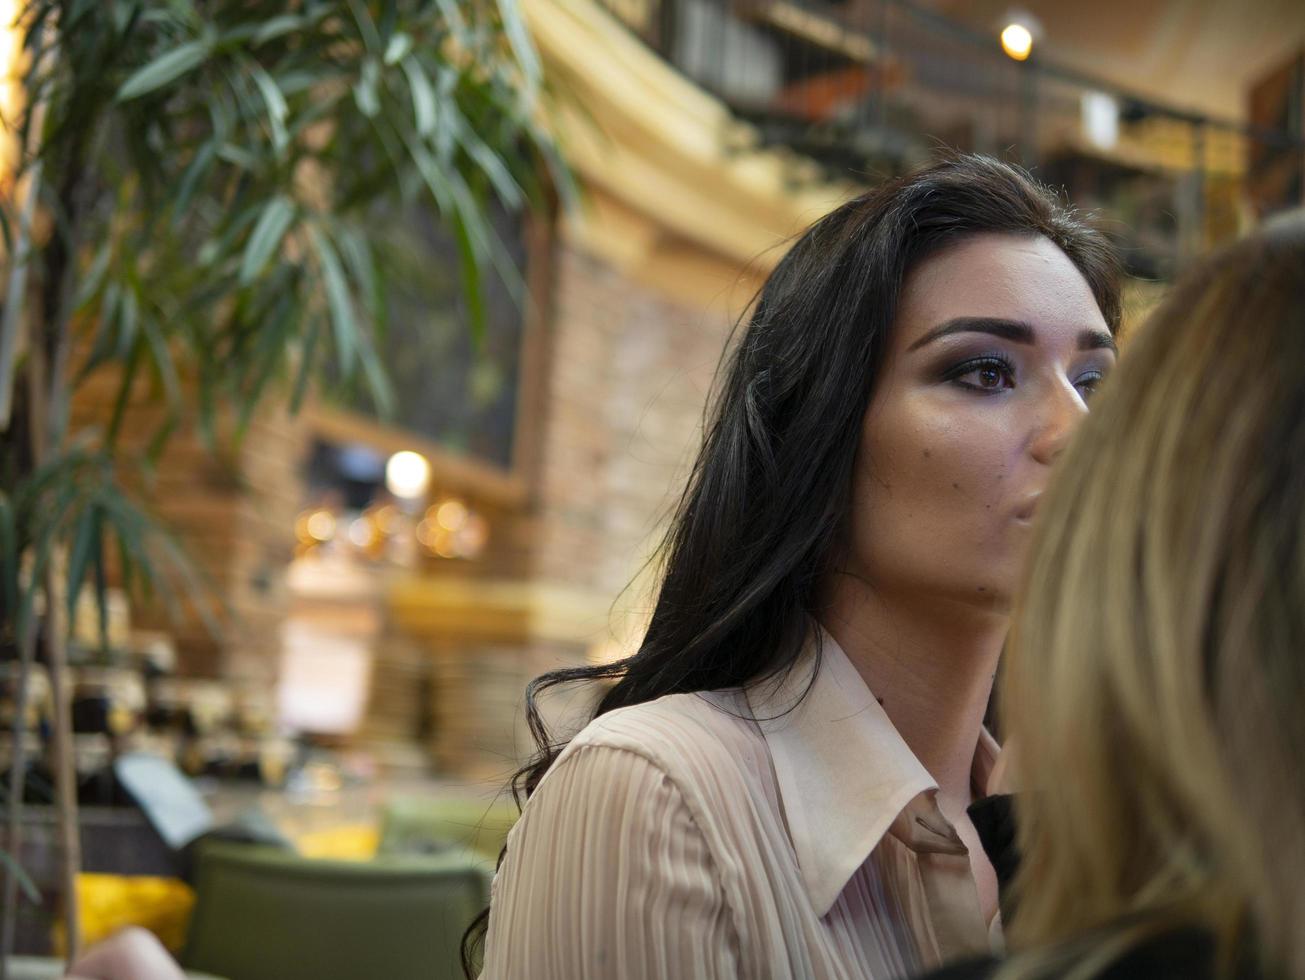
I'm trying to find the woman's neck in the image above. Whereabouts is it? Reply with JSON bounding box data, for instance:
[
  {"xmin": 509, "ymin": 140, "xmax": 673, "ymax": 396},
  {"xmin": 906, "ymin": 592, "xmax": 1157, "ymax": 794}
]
[{"xmin": 818, "ymin": 577, "xmax": 1006, "ymax": 814}]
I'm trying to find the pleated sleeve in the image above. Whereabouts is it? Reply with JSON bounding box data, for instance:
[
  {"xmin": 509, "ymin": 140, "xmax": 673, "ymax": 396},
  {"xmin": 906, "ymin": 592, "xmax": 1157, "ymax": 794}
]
[{"xmin": 479, "ymin": 743, "xmax": 740, "ymax": 979}]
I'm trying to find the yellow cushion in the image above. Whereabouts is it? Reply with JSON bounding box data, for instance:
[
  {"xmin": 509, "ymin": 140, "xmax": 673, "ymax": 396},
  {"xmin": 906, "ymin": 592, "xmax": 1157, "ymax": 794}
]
[{"xmin": 53, "ymin": 873, "xmax": 195, "ymax": 955}]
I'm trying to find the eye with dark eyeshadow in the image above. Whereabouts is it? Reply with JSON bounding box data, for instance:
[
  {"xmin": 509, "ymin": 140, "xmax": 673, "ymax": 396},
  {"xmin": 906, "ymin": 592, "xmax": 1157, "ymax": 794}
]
[
  {"xmin": 1074, "ymin": 368, "xmax": 1108, "ymax": 400},
  {"xmin": 944, "ymin": 353, "xmax": 1016, "ymax": 393}
]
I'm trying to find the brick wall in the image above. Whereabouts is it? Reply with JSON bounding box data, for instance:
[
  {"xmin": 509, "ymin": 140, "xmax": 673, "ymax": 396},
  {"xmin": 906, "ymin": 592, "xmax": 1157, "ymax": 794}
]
[{"xmin": 533, "ymin": 244, "xmax": 732, "ymax": 601}]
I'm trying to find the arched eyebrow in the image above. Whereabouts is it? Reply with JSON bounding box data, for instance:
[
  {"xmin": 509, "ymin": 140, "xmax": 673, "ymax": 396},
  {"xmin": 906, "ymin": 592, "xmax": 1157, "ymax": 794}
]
[{"xmin": 906, "ymin": 316, "xmax": 1117, "ymax": 354}]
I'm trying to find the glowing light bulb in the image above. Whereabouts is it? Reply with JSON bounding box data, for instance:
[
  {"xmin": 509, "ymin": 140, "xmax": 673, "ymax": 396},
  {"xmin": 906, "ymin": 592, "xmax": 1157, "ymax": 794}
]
[
  {"xmin": 1000, "ymin": 22, "xmax": 1033, "ymax": 61},
  {"xmin": 385, "ymin": 451, "xmax": 431, "ymax": 499}
]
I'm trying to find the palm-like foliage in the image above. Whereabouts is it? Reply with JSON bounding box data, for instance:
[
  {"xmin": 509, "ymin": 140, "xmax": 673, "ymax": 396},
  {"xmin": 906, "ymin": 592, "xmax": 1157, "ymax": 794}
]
[{"xmin": 0, "ymin": 0, "xmax": 567, "ymax": 962}]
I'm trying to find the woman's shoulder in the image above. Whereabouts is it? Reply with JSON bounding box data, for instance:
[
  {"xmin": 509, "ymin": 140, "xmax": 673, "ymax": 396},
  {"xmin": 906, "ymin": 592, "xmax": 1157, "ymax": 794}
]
[
  {"xmin": 542, "ymin": 690, "xmax": 770, "ymax": 802},
  {"xmin": 572, "ymin": 690, "xmax": 761, "ymax": 763}
]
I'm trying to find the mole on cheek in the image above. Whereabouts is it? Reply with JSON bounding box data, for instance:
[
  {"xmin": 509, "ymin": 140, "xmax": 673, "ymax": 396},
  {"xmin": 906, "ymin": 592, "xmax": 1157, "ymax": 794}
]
[
  {"xmin": 952, "ymin": 482, "xmax": 960, "ymax": 491},
  {"xmin": 923, "ymin": 449, "xmax": 932, "ymax": 458}
]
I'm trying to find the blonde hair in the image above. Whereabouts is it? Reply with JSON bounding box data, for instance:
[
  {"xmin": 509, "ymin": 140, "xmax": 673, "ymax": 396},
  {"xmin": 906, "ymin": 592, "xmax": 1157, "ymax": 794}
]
[{"xmin": 999, "ymin": 217, "xmax": 1305, "ymax": 980}]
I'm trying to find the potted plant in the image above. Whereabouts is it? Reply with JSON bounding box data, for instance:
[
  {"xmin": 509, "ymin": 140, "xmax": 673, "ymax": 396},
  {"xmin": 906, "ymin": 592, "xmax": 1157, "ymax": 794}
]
[{"xmin": 0, "ymin": 0, "xmax": 567, "ymax": 967}]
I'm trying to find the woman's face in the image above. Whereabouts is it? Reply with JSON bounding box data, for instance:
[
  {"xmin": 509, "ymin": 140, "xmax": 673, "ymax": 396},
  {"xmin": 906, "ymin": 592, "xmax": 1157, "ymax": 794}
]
[{"xmin": 846, "ymin": 233, "xmax": 1116, "ymax": 610}]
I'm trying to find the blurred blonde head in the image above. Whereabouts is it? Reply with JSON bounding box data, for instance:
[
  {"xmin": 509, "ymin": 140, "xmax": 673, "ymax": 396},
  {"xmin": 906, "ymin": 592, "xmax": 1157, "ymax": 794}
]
[{"xmin": 1000, "ymin": 215, "xmax": 1305, "ymax": 979}]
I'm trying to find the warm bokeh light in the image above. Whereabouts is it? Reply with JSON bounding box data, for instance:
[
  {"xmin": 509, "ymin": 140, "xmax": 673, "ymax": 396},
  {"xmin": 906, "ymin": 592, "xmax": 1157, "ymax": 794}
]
[
  {"xmin": 347, "ymin": 517, "xmax": 375, "ymax": 548},
  {"xmin": 454, "ymin": 513, "xmax": 489, "ymax": 558},
  {"xmin": 415, "ymin": 518, "xmax": 439, "ymax": 549},
  {"xmin": 385, "ymin": 451, "xmax": 431, "ymax": 499},
  {"xmin": 372, "ymin": 504, "xmax": 399, "ymax": 534},
  {"xmin": 434, "ymin": 498, "xmax": 469, "ymax": 532},
  {"xmin": 304, "ymin": 510, "xmax": 337, "ymax": 542},
  {"xmin": 417, "ymin": 506, "xmax": 488, "ymax": 559},
  {"xmin": 1000, "ymin": 23, "xmax": 1033, "ymax": 61}
]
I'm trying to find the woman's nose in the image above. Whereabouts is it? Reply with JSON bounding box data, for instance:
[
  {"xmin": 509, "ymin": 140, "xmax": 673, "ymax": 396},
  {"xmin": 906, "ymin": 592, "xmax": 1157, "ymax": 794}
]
[{"xmin": 1029, "ymin": 378, "xmax": 1088, "ymax": 465}]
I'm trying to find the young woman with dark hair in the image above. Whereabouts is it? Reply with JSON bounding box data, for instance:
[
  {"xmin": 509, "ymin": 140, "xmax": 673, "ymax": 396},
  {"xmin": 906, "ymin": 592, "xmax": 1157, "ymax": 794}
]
[{"xmin": 470, "ymin": 154, "xmax": 1122, "ymax": 979}]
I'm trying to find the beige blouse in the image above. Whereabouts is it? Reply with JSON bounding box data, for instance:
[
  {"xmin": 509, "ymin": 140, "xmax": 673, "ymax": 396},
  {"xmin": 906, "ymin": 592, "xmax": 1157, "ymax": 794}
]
[{"xmin": 481, "ymin": 631, "xmax": 1002, "ymax": 979}]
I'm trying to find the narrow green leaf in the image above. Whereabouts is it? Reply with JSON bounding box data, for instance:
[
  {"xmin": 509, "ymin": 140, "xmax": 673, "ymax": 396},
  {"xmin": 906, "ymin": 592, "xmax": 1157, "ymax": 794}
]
[
  {"xmin": 252, "ymin": 14, "xmax": 305, "ymax": 46},
  {"xmin": 247, "ymin": 64, "xmax": 289, "ymax": 153},
  {"xmin": 541, "ymin": 137, "xmax": 582, "ymax": 213},
  {"xmin": 217, "ymin": 23, "xmax": 261, "ymax": 47},
  {"xmin": 143, "ymin": 413, "xmax": 178, "ymax": 474},
  {"xmin": 450, "ymin": 109, "xmax": 524, "ymax": 208},
  {"xmin": 276, "ymin": 71, "xmax": 321, "ymax": 98},
  {"xmin": 433, "ymin": 67, "xmax": 458, "ymax": 161},
  {"xmin": 112, "ymin": 507, "xmax": 137, "ymax": 600},
  {"xmin": 495, "ymin": 0, "xmax": 542, "ymax": 85},
  {"xmin": 384, "ymin": 32, "xmax": 413, "ymax": 66},
  {"xmin": 401, "ymin": 55, "xmax": 438, "ymax": 138},
  {"xmin": 101, "ymin": 496, "xmax": 161, "ymax": 607},
  {"xmin": 74, "ymin": 241, "xmax": 112, "ymax": 310},
  {"xmin": 65, "ymin": 506, "xmax": 97, "ymax": 627},
  {"xmin": 447, "ymin": 169, "xmax": 491, "ymax": 257},
  {"xmin": 116, "ymin": 38, "xmax": 214, "ymax": 101},
  {"xmin": 0, "ymin": 848, "xmax": 40, "ymax": 904},
  {"xmin": 77, "ymin": 281, "xmax": 122, "ymax": 383},
  {"xmin": 306, "ymin": 226, "xmax": 358, "ymax": 373},
  {"xmin": 115, "ymin": 285, "xmax": 139, "ymax": 361},
  {"xmin": 215, "ymin": 142, "xmax": 257, "ymax": 171},
  {"xmin": 239, "ymin": 196, "xmax": 295, "ymax": 285},
  {"xmin": 450, "ymin": 212, "xmax": 486, "ymax": 347},
  {"xmin": 346, "ymin": 0, "xmax": 383, "ymax": 52},
  {"xmin": 403, "ymin": 134, "xmax": 454, "ymax": 213},
  {"xmin": 334, "ymin": 226, "xmax": 377, "ymax": 313},
  {"xmin": 289, "ymin": 317, "xmax": 321, "ymax": 414},
  {"xmin": 431, "ymin": 0, "xmax": 468, "ymax": 39},
  {"xmin": 173, "ymin": 141, "xmax": 217, "ymax": 221},
  {"xmin": 12, "ymin": 452, "xmax": 85, "ymax": 516},
  {"xmin": 354, "ymin": 58, "xmax": 381, "ymax": 118},
  {"xmin": 140, "ymin": 313, "xmax": 181, "ymax": 409},
  {"xmin": 105, "ymin": 339, "xmax": 144, "ymax": 448}
]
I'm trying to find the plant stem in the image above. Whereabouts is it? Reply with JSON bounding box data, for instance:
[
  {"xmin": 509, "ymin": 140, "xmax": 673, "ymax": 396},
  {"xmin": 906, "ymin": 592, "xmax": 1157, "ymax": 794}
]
[
  {"xmin": 0, "ymin": 616, "xmax": 39, "ymax": 980},
  {"xmin": 42, "ymin": 564, "xmax": 79, "ymax": 967},
  {"xmin": 18, "ymin": 106, "xmax": 92, "ymax": 964},
  {"xmin": 18, "ymin": 271, "xmax": 83, "ymax": 966}
]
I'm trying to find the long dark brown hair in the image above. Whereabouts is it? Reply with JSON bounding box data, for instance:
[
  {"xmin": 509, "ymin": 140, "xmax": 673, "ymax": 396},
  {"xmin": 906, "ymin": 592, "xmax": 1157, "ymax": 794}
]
[{"xmin": 463, "ymin": 154, "xmax": 1122, "ymax": 974}]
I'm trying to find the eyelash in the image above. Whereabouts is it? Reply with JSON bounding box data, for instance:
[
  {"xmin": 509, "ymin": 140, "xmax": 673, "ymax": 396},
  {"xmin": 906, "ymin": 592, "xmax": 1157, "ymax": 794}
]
[
  {"xmin": 1076, "ymin": 370, "xmax": 1105, "ymax": 398},
  {"xmin": 944, "ymin": 356, "xmax": 1108, "ymax": 397},
  {"xmin": 945, "ymin": 353, "xmax": 1015, "ymax": 392}
]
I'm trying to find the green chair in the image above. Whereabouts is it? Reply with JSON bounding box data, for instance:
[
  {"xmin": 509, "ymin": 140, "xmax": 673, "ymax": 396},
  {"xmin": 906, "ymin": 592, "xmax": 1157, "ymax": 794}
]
[
  {"xmin": 377, "ymin": 796, "xmax": 518, "ymax": 865},
  {"xmin": 181, "ymin": 841, "xmax": 489, "ymax": 980}
]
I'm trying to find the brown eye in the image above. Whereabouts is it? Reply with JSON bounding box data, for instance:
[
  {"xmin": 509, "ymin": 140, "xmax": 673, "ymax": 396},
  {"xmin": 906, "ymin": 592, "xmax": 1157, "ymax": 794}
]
[{"xmin": 949, "ymin": 356, "xmax": 1015, "ymax": 392}]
